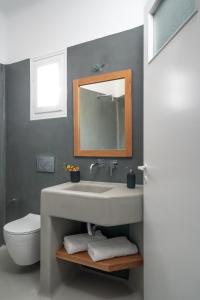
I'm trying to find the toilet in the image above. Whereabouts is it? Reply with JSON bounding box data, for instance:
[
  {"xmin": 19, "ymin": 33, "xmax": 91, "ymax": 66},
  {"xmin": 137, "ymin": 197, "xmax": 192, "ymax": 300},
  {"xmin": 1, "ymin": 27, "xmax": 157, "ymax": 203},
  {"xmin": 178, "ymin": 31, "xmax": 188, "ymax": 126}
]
[{"xmin": 3, "ymin": 214, "xmax": 40, "ymax": 266}]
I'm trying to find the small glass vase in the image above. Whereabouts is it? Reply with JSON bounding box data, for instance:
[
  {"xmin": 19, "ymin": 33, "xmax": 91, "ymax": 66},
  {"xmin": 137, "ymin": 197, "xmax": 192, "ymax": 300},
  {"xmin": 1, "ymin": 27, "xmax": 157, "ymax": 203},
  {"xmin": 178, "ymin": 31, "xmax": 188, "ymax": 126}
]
[{"xmin": 70, "ymin": 171, "xmax": 80, "ymax": 183}]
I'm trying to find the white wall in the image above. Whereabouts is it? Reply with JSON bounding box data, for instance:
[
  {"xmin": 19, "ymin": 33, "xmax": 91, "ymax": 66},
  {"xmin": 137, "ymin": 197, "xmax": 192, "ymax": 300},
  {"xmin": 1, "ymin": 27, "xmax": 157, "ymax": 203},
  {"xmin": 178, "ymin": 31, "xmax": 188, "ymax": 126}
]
[
  {"xmin": 1, "ymin": 0, "xmax": 147, "ymax": 64},
  {"xmin": 0, "ymin": 12, "xmax": 6, "ymax": 64}
]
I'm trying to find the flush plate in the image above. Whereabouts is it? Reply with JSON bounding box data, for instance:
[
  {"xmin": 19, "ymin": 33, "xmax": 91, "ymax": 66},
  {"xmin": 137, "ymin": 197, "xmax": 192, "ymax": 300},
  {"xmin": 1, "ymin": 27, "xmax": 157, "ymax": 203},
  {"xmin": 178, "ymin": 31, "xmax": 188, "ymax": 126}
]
[{"xmin": 36, "ymin": 156, "xmax": 55, "ymax": 173}]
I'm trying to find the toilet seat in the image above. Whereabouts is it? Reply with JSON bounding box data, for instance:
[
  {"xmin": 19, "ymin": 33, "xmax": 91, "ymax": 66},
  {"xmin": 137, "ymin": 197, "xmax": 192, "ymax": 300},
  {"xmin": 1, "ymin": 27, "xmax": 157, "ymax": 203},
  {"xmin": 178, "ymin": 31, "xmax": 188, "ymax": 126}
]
[{"xmin": 4, "ymin": 214, "xmax": 40, "ymax": 235}]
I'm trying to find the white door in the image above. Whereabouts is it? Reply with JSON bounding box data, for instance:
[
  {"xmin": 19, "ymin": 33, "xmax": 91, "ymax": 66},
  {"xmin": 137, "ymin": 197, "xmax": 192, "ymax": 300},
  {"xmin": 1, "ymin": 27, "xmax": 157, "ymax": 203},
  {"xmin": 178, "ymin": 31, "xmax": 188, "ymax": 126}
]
[{"xmin": 144, "ymin": 1, "xmax": 200, "ymax": 300}]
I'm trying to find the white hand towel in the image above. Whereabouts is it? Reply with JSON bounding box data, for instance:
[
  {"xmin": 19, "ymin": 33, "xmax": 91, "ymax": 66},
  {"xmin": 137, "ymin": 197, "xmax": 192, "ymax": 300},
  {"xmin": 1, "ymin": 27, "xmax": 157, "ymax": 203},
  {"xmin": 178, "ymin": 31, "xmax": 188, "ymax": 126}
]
[
  {"xmin": 64, "ymin": 230, "xmax": 107, "ymax": 254},
  {"xmin": 88, "ymin": 236, "xmax": 138, "ymax": 262}
]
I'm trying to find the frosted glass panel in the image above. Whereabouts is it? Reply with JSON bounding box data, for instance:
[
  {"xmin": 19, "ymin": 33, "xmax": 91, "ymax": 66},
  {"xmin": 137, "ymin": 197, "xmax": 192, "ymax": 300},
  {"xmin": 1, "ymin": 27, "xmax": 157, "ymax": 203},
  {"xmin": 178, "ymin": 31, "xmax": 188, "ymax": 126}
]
[
  {"xmin": 153, "ymin": 0, "xmax": 196, "ymax": 54},
  {"xmin": 37, "ymin": 63, "xmax": 60, "ymax": 107}
]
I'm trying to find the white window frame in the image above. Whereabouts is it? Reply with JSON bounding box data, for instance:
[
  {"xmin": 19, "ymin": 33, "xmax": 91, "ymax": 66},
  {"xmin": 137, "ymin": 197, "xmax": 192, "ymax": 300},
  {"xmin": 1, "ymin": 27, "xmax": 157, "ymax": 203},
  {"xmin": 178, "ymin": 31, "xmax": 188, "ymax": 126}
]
[
  {"xmin": 148, "ymin": 0, "xmax": 198, "ymax": 63},
  {"xmin": 30, "ymin": 50, "xmax": 67, "ymax": 120}
]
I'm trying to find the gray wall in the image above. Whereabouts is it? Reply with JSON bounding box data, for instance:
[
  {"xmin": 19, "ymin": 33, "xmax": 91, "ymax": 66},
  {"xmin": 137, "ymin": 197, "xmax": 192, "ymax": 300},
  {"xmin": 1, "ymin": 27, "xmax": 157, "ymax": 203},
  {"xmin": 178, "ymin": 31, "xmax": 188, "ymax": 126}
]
[
  {"xmin": 68, "ymin": 26, "xmax": 143, "ymax": 182},
  {"xmin": 0, "ymin": 64, "xmax": 6, "ymax": 245},
  {"xmin": 6, "ymin": 60, "xmax": 69, "ymax": 221},
  {"xmin": 6, "ymin": 26, "xmax": 143, "ymax": 222}
]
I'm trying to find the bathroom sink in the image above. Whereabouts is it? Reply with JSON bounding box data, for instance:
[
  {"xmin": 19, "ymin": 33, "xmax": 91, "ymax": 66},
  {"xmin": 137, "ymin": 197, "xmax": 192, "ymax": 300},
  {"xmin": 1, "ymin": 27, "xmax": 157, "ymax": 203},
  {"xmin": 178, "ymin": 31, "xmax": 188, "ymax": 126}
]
[
  {"xmin": 64, "ymin": 183, "xmax": 113, "ymax": 194},
  {"xmin": 41, "ymin": 181, "xmax": 143, "ymax": 226}
]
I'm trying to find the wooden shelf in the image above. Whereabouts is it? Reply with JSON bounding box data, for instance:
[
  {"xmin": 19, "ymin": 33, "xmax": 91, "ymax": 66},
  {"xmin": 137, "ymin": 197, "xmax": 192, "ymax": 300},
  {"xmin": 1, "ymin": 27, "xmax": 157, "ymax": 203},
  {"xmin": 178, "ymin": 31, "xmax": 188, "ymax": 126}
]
[{"xmin": 56, "ymin": 247, "xmax": 143, "ymax": 273}]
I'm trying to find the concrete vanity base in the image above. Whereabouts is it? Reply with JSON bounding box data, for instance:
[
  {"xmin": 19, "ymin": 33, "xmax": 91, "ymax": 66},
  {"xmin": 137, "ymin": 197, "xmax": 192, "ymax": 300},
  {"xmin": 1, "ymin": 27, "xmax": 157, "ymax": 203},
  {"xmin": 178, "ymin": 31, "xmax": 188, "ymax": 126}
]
[
  {"xmin": 40, "ymin": 215, "xmax": 81, "ymax": 297},
  {"xmin": 40, "ymin": 213, "xmax": 143, "ymax": 299},
  {"xmin": 40, "ymin": 181, "xmax": 143, "ymax": 298}
]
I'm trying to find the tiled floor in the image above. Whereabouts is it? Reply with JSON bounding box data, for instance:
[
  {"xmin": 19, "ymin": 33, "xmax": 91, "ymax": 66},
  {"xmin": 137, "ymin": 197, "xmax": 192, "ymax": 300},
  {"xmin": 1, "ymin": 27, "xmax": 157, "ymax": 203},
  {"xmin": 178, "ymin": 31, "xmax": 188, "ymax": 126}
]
[{"xmin": 0, "ymin": 246, "xmax": 142, "ymax": 300}]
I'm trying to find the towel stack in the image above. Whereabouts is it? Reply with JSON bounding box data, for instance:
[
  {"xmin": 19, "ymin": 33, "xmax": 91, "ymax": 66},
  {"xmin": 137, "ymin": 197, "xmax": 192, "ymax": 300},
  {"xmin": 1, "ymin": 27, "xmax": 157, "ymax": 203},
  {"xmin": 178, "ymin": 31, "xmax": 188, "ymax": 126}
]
[
  {"xmin": 64, "ymin": 231, "xmax": 138, "ymax": 262},
  {"xmin": 64, "ymin": 230, "xmax": 106, "ymax": 254},
  {"xmin": 88, "ymin": 236, "xmax": 138, "ymax": 262}
]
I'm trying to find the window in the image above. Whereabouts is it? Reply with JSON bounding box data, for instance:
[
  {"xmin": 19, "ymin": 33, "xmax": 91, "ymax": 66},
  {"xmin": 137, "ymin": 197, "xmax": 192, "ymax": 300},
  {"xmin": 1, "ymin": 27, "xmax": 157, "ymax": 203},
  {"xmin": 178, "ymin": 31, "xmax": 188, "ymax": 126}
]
[
  {"xmin": 30, "ymin": 51, "xmax": 67, "ymax": 120},
  {"xmin": 148, "ymin": 0, "xmax": 198, "ymax": 61}
]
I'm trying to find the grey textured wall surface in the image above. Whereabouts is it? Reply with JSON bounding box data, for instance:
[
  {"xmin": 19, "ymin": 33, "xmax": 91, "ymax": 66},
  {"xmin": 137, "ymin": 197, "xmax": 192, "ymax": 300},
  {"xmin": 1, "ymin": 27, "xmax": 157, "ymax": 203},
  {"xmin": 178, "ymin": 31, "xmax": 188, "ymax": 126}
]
[
  {"xmin": 6, "ymin": 60, "xmax": 69, "ymax": 221},
  {"xmin": 6, "ymin": 26, "xmax": 143, "ymax": 222},
  {"xmin": 0, "ymin": 64, "xmax": 6, "ymax": 245},
  {"xmin": 68, "ymin": 26, "xmax": 143, "ymax": 182}
]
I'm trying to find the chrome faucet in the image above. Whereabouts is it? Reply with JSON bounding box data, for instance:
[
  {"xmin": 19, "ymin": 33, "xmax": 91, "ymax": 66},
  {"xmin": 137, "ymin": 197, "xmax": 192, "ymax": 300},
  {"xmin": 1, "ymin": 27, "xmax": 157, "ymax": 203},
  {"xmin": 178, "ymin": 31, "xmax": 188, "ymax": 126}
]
[
  {"xmin": 109, "ymin": 160, "xmax": 118, "ymax": 176},
  {"xmin": 89, "ymin": 159, "xmax": 105, "ymax": 174}
]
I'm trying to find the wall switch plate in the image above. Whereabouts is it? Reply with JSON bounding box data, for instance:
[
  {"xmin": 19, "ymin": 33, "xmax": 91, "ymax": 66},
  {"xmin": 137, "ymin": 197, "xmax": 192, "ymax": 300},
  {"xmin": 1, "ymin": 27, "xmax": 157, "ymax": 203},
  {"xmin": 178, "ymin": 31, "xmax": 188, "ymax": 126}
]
[{"xmin": 36, "ymin": 156, "xmax": 55, "ymax": 173}]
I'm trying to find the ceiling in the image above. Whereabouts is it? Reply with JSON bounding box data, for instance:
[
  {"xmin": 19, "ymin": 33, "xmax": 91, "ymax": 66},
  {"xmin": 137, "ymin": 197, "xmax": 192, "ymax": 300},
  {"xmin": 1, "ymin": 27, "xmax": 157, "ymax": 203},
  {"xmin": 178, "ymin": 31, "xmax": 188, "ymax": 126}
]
[{"xmin": 0, "ymin": 0, "xmax": 40, "ymax": 13}]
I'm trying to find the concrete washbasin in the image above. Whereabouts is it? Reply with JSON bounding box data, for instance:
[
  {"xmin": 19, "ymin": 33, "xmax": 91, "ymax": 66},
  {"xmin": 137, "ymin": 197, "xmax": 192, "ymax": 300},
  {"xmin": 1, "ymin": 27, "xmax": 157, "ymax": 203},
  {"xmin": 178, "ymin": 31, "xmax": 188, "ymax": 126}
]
[
  {"xmin": 64, "ymin": 183, "xmax": 113, "ymax": 194},
  {"xmin": 41, "ymin": 181, "xmax": 143, "ymax": 226}
]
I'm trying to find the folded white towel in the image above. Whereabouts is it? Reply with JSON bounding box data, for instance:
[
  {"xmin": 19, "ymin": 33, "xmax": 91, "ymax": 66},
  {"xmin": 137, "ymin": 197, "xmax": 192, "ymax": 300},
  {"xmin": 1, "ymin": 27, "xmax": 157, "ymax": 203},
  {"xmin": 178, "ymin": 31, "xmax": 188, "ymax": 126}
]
[
  {"xmin": 88, "ymin": 236, "xmax": 138, "ymax": 262},
  {"xmin": 64, "ymin": 230, "xmax": 107, "ymax": 254}
]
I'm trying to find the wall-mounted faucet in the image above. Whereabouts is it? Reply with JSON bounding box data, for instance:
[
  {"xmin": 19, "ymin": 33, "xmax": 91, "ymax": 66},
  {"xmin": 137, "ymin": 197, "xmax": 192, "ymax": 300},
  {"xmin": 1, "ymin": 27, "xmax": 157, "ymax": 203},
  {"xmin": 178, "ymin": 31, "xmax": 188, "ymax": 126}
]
[
  {"xmin": 89, "ymin": 159, "xmax": 105, "ymax": 174},
  {"xmin": 109, "ymin": 160, "xmax": 118, "ymax": 176}
]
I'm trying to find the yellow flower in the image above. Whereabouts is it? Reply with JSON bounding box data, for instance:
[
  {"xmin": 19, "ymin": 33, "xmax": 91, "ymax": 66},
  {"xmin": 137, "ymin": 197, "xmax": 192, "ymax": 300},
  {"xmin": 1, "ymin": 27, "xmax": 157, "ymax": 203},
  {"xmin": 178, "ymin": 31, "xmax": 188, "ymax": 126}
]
[{"xmin": 64, "ymin": 163, "xmax": 80, "ymax": 172}]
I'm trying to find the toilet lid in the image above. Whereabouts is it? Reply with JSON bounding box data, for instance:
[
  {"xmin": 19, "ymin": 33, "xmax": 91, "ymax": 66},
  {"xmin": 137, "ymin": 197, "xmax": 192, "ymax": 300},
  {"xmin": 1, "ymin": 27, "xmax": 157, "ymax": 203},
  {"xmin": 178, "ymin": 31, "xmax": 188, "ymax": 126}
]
[{"xmin": 4, "ymin": 214, "xmax": 40, "ymax": 235}]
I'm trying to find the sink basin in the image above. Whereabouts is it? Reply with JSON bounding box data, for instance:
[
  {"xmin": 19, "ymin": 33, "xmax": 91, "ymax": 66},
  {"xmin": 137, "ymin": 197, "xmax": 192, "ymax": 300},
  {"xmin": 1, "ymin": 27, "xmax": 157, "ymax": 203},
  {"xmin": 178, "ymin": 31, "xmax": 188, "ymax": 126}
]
[
  {"xmin": 41, "ymin": 181, "xmax": 143, "ymax": 226},
  {"xmin": 64, "ymin": 183, "xmax": 113, "ymax": 194}
]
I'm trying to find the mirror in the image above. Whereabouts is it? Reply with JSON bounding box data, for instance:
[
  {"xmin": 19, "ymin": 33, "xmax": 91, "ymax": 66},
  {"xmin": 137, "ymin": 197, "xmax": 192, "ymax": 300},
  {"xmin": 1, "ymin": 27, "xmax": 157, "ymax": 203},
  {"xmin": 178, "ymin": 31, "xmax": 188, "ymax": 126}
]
[
  {"xmin": 80, "ymin": 79, "xmax": 125, "ymax": 150},
  {"xmin": 73, "ymin": 69, "xmax": 132, "ymax": 157}
]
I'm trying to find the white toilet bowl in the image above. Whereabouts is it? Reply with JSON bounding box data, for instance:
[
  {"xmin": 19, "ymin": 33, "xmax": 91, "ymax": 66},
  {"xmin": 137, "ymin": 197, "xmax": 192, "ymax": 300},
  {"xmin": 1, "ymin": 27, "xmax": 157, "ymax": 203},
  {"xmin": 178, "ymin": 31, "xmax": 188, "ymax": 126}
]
[{"xmin": 3, "ymin": 214, "xmax": 40, "ymax": 266}]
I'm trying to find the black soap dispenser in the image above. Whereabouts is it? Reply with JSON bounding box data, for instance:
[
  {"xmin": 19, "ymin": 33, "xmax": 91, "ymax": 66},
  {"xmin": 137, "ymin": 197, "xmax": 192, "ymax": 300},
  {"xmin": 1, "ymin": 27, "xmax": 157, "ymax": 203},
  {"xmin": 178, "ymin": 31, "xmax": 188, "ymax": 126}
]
[{"xmin": 127, "ymin": 168, "xmax": 136, "ymax": 189}]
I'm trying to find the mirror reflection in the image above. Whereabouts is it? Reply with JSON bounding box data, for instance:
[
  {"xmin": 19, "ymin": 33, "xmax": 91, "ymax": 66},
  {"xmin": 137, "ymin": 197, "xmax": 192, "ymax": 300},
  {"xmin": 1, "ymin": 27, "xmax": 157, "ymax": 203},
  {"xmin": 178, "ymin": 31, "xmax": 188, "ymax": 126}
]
[{"xmin": 79, "ymin": 79, "xmax": 125, "ymax": 150}]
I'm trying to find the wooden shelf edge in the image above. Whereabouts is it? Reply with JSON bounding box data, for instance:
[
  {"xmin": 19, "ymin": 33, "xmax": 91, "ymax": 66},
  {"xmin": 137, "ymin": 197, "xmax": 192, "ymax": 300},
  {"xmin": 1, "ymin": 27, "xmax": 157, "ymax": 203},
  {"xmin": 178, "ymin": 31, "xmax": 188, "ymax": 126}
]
[{"xmin": 56, "ymin": 247, "xmax": 143, "ymax": 273}]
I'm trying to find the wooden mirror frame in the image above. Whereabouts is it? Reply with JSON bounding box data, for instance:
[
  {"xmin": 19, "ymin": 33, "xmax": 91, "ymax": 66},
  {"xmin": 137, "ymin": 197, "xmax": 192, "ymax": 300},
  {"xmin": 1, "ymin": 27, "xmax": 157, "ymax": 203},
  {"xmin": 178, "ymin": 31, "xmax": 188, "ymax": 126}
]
[{"xmin": 73, "ymin": 69, "xmax": 132, "ymax": 157}]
